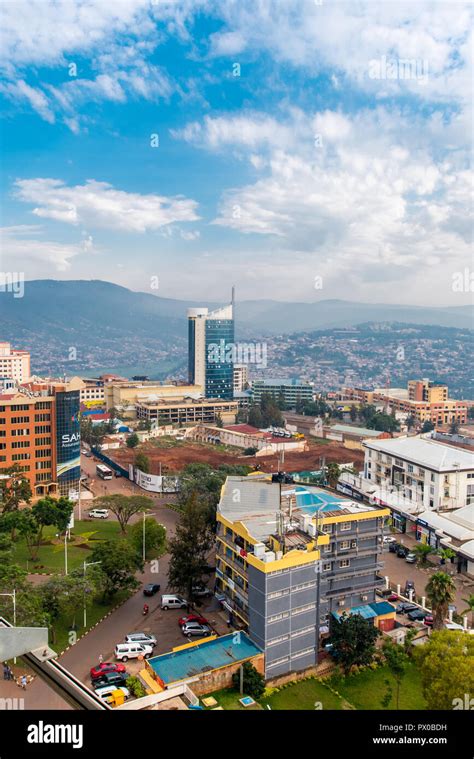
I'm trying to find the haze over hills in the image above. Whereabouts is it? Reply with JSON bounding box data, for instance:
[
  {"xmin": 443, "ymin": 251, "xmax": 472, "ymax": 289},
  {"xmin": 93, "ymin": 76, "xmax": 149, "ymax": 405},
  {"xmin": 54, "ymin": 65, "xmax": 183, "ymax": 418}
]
[
  {"xmin": 2, "ymin": 279, "xmax": 473, "ymax": 338},
  {"xmin": 1, "ymin": 279, "xmax": 472, "ymax": 379}
]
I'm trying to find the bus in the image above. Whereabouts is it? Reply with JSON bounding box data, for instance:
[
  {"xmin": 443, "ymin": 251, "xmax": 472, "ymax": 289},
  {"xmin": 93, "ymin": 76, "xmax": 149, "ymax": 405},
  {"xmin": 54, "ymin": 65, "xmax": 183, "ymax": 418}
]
[{"xmin": 96, "ymin": 464, "xmax": 113, "ymax": 480}]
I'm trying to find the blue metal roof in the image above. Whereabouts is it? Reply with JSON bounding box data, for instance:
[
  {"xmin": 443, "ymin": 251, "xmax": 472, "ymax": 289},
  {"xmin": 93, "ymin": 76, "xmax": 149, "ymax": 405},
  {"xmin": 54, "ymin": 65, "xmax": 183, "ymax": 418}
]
[
  {"xmin": 332, "ymin": 604, "xmax": 378, "ymax": 621},
  {"xmin": 369, "ymin": 601, "xmax": 396, "ymax": 616}
]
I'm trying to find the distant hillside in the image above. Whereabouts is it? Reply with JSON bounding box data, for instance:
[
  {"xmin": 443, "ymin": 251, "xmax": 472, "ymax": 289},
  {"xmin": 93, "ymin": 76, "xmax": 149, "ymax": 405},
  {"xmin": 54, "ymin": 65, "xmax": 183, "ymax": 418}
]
[{"xmin": 1, "ymin": 279, "xmax": 472, "ymax": 377}]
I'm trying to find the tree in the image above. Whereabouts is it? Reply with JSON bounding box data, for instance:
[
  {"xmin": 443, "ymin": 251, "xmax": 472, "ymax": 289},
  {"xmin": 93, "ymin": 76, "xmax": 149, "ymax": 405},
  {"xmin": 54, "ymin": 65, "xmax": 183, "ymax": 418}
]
[
  {"xmin": 414, "ymin": 630, "xmax": 474, "ymax": 710},
  {"xmin": 215, "ymin": 413, "xmax": 223, "ymax": 428},
  {"xmin": 126, "ymin": 433, "xmax": 139, "ymax": 448},
  {"xmin": 405, "ymin": 415, "xmax": 416, "ymax": 431},
  {"xmin": 449, "ymin": 420, "xmax": 459, "ymax": 435},
  {"xmin": 40, "ymin": 573, "xmax": 96, "ymax": 638},
  {"xmin": 168, "ymin": 493, "xmax": 214, "ymax": 600},
  {"xmin": 11, "ymin": 496, "xmax": 73, "ymax": 561},
  {"xmin": 0, "ymin": 467, "xmax": 32, "ymax": 515},
  {"xmin": 425, "ymin": 571, "xmax": 456, "ymax": 630},
  {"xmin": 248, "ymin": 405, "xmax": 263, "ymax": 428},
  {"xmin": 349, "ymin": 405, "xmax": 357, "ymax": 422},
  {"xmin": 135, "ymin": 452, "xmax": 150, "ymax": 473},
  {"xmin": 437, "ymin": 547, "xmax": 456, "ymax": 570},
  {"xmin": 92, "ymin": 494, "xmax": 153, "ymax": 534},
  {"xmin": 128, "ymin": 518, "xmax": 166, "ymax": 559},
  {"xmin": 413, "ymin": 542, "xmax": 433, "ymax": 567},
  {"xmin": 330, "ymin": 613, "xmax": 379, "ymax": 675},
  {"xmin": 243, "ymin": 447, "xmax": 258, "ymax": 456},
  {"xmin": 232, "ymin": 661, "xmax": 265, "ymax": 699},
  {"xmin": 461, "ymin": 594, "xmax": 474, "ymax": 622},
  {"xmin": 326, "ymin": 462, "xmax": 340, "ymax": 488},
  {"xmin": 90, "ymin": 539, "xmax": 143, "ymax": 599},
  {"xmin": 176, "ymin": 463, "xmax": 250, "ymax": 528},
  {"xmin": 382, "ymin": 640, "xmax": 409, "ymax": 709},
  {"xmin": 421, "ymin": 420, "xmax": 435, "ymax": 433}
]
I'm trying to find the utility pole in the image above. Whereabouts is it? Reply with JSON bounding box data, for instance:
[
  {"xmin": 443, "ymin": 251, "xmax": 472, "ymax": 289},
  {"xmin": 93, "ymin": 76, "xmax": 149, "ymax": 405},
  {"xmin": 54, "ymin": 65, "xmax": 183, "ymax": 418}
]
[
  {"xmin": 64, "ymin": 531, "xmax": 68, "ymax": 576},
  {"xmin": 142, "ymin": 511, "xmax": 146, "ymax": 563}
]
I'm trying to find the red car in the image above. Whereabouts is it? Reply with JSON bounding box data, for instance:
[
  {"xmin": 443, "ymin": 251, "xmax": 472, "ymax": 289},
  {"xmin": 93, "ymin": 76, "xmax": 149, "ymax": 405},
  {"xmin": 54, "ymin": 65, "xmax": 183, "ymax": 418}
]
[
  {"xmin": 423, "ymin": 615, "xmax": 434, "ymax": 627},
  {"xmin": 178, "ymin": 614, "xmax": 208, "ymax": 628},
  {"xmin": 90, "ymin": 662, "xmax": 126, "ymax": 680},
  {"xmin": 388, "ymin": 593, "xmax": 399, "ymax": 602}
]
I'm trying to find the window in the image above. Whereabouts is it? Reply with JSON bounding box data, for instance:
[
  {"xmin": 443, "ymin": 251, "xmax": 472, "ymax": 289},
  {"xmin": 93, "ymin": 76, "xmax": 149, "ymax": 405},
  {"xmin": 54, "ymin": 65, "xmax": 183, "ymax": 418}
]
[
  {"xmin": 292, "ymin": 603, "xmax": 316, "ymax": 615},
  {"xmin": 12, "ymin": 428, "xmax": 29, "ymax": 436},
  {"xmin": 291, "ymin": 647, "xmax": 315, "ymax": 659},
  {"xmin": 11, "ymin": 404, "xmax": 30, "ymax": 412},
  {"xmin": 339, "ymin": 559, "xmax": 350, "ymax": 568},
  {"xmin": 323, "ymin": 543, "xmax": 331, "ymax": 553},
  {"xmin": 35, "ymin": 425, "xmax": 51, "ymax": 434},
  {"xmin": 268, "ymin": 589, "xmax": 289, "ymax": 599},
  {"xmin": 34, "ymin": 413, "xmax": 50, "ymax": 422},
  {"xmin": 267, "ymin": 656, "xmax": 289, "ymax": 669},
  {"xmin": 11, "ymin": 440, "xmax": 30, "ymax": 448},
  {"xmin": 323, "ymin": 562, "xmax": 332, "ymax": 571},
  {"xmin": 11, "ymin": 416, "xmax": 30, "ymax": 424},
  {"xmin": 340, "ymin": 522, "xmax": 351, "ymax": 531},
  {"xmin": 267, "ymin": 634, "xmax": 289, "ymax": 646},
  {"xmin": 293, "ymin": 581, "xmax": 316, "ymax": 592},
  {"xmin": 12, "ymin": 453, "xmax": 31, "ymax": 461},
  {"xmin": 322, "ymin": 524, "xmax": 332, "ymax": 533},
  {"xmin": 408, "ymin": 464, "xmax": 414, "ymax": 473},
  {"xmin": 292, "ymin": 626, "xmax": 313, "ymax": 638},
  {"xmin": 339, "ymin": 540, "xmax": 350, "ymax": 550},
  {"xmin": 268, "ymin": 612, "xmax": 289, "ymax": 623}
]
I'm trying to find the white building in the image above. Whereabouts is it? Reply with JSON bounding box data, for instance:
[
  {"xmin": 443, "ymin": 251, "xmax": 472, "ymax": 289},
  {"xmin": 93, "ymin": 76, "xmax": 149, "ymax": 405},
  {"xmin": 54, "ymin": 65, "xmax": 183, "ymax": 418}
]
[
  {"xmin": 233, "ymin": 364, "xmax": 248, "ymax": 394},
  {"xmin": 0, "ymin": 342, "xmax": 30, "ymax": 383},
  {"xmin": 362, "ymin": 436, "xmax": 474, "ymax": 512}
]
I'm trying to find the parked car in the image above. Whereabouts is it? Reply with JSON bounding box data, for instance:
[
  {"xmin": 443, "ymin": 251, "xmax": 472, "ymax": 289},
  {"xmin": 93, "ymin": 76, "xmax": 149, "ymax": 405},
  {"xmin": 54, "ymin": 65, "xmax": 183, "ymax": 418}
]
[
  {"xmin": 407, "ymin": 608, "xmax": 428, "ymax": 622},
  {"xmin": 161, "ymin": 594, "xmax": 187, "ymax": 610},
  {"xmin": 88, "ymin": 508, "xmax": 109, "ymax": 519},
  {"xmin": 95, "ymin": 685, "xmax": 130, "ymax": 704},
  {"xmin": 396, "ymin": 545, "xmax": 409, "ymax": 558},
  {"xmin": 445, "ymin": 622, "xmax": 464, "ymax": 631},
  {"xmin": 143, "ymin": 583, "xmax": 161, "ymax": 596},
  {"xmin": 181, "ymin": 621, "xmax": 213, "ymax": 638},
  {"xmin": 178, "ymin": 614, "xmax": 209, "ymax": 627},
  {"xmin": 395, "ymin": 602, "xmax": 418, "ymax": 614},
  {"xmin": 92, "ymin": 671, "xmax": 128, "ymax": 690},
  {"xmin": 124, "ymin": 632, "xmax": 157, "ymax": 648},
  {"xmin": 90, "ymin": 662, "xmax": 126, "ymax": 680},
  {"xmin": 84, "ymin": 451, "xmax": 92, "ymax": 458},
  {"xmin": 388, "ymin": 542, "xmax": 399, "ymax": 553},
  {"xmin": 115, "ymin": 643, "xmax": 153, "ymax": 662},
  {"xmin": 191, "ymin": 583, "xmax": 212, "ymax": 598},
  {"xmin": 383, "ymin": 536, "xmax": 397, "ymax": 544},
  {"xmin": 423, "ymin": 615, "xmax": 434, "ymax": 627},
  {"xmin": 387, "ymin": 593, "xmax": 399, "ymax": 602},
  {"xmin": 405, "ymin": 552, "xmax": 417, "ymax": 563},
  {"xmin": 404, "ymin": 580, "xmax": 416, "ymax": 596}
]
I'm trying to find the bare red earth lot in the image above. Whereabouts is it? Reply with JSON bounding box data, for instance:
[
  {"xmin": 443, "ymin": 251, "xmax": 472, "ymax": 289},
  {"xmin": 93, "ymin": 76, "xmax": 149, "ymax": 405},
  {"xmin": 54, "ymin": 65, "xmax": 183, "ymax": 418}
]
[{"xmin": 111, "ymin": 439, "xmax": 364, "ymax": 475}]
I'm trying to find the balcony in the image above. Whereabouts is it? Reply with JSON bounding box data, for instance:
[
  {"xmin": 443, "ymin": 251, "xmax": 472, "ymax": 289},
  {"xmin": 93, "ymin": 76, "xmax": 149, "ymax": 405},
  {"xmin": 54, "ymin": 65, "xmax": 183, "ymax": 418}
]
[
  {"xmin": 325, "ymin": 575, "xmax": 385, "ymax": 598},
  {"xmin": 216, "ymin": 550, "xmax": 248, "ymax": 580}
]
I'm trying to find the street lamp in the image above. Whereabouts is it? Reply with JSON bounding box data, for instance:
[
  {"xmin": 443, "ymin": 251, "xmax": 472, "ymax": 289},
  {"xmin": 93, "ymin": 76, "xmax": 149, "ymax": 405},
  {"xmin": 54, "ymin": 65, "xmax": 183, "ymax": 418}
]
[
  {"xmin": 0, "ymin": 589, "xmax": 16, "ymax": 662},
  {"xmin": 83, "ymin": 561, "xmax": 101, "ymax": 629},
  {"xmin": 142, "ymin": 511, "xmax": 146, "ymax": 563}
]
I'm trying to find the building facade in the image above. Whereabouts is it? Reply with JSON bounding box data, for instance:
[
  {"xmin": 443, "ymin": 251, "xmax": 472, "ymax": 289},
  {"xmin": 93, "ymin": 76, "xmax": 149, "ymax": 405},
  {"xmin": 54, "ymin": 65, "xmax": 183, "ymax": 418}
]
[
  {"xmin": 251, "ymin": 379, "xmax": 313, "ymax": 408},
  {"xmin": 0, "ymin": 342, "xmax": 30, "ymax": 383},
  {"xmin": 215, "ymin": 475, "xmax": 388, "ymax": 678},
  {"xmin": 233, "ymin": 364, "xmax": 248, "ymax": 394},
  {"xmin": 188, "ymin": 303, "xmax": 235, "ymax": 400},
  {"xmin": 362, "ymin": 436, "xmax": 474, "ymax": 511},
  {"xmin": 136, "ymin": 397, "xmax": 238, "ymax": 426},
  {"xmin": 0, "ymin": 378, "xmax": 80, "ymax": 498}
]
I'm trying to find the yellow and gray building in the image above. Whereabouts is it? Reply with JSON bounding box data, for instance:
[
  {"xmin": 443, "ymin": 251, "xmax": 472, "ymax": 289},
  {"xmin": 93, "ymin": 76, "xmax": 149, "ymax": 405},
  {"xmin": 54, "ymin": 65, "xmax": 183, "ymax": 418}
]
[{"xmin": 216, "ymin": 475, "xmax": 389, "ymax": 678}]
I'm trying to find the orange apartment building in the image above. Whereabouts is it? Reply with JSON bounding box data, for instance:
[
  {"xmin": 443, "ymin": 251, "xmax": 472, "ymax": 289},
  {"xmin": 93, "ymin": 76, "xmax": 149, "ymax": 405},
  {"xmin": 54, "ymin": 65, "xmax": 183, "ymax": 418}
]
[
  {"xmin": 0, "ymin": 379, "xmax": 80, "ymax": 498},
  {"xmin": 340, "ymin": 380, "xmax": 467, "ymax": 427}
]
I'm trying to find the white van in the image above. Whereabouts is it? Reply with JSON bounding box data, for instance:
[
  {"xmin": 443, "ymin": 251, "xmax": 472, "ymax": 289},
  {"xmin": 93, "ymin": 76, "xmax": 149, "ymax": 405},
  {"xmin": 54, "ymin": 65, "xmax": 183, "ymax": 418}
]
[
  {"xmin": 161, "ymin": 594, "xmax": 188, "ymax": 610},
  {"xmin": 95, "ymin": 685, "xmax": 130, "ymax": 702},
  {"xmin": 114, "ymin": 643, "xmax": 153, "ymax": 662},
  {"xmin": 89, "ymin": 508, "xmax": 109, "ymax": 519}
]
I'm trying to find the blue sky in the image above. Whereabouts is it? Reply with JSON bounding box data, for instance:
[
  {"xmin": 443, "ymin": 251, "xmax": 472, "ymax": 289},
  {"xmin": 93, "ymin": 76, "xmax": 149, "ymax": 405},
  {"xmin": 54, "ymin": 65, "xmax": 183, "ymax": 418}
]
[{"xmin": 0, "ymin": 0, "xmax": 472, "ymax": 306}]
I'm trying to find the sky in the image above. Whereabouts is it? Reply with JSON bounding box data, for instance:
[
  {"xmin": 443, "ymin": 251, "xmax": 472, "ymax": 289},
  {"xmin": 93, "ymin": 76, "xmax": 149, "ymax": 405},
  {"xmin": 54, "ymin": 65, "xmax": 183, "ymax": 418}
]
[{"xmin": 0, "ymin": 0, "xmax": 472, "ymax": 306}]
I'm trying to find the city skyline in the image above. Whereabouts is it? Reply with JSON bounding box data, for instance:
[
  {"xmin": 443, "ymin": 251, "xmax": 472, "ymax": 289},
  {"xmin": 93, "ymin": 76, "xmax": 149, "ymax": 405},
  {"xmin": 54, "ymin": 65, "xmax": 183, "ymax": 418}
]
[{"xmin": 1, "ymin": 1, "xmax": 472, "ymax": 307}]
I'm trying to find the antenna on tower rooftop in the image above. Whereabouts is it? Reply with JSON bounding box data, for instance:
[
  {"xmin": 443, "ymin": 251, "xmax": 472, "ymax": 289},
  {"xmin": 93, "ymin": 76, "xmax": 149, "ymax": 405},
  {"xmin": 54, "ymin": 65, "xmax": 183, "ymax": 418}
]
[{"xmin": 231, "ymin": 285, "xmax": 235, "ymax": 309}]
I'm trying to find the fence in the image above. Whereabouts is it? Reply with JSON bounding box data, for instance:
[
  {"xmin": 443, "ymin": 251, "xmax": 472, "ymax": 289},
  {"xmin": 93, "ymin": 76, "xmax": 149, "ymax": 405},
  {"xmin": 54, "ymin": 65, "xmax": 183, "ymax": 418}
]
[{"xmin": 91, "ymin": 447, "xmax": 129, "ymax": 478}]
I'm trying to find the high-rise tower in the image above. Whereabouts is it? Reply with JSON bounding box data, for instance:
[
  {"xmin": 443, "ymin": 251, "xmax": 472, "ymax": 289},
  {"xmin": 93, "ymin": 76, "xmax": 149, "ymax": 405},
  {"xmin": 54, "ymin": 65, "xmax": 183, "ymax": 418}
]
[{"xmin": 187, "ymin": 294, "xmax": 235, "ymax": 400}]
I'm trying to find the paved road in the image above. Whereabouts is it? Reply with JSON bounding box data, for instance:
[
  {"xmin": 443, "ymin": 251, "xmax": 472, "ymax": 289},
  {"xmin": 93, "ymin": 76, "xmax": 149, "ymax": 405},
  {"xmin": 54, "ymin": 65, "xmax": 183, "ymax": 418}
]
[
  {"xmin": 2, "ymin": 499, "xmax": 183, "ymax": 710},
  {"xmin": 381, "ymin": 534, "xmax": 474, "ymax": 615}
]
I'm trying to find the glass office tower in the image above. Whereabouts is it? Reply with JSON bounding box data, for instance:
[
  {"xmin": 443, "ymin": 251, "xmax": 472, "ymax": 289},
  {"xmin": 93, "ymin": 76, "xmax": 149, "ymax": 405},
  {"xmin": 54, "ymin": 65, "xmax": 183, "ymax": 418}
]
[{"xmin": 188, "ymin": 302, "xmax": 234, "ymax": 400}]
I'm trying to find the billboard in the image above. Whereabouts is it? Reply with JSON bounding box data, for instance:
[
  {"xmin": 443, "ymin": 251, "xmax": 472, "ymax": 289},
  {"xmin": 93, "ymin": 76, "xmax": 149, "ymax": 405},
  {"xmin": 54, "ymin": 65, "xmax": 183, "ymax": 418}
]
[{"xmin": 56, "ymin": 390, "xmax": 81, "ymax": 488}]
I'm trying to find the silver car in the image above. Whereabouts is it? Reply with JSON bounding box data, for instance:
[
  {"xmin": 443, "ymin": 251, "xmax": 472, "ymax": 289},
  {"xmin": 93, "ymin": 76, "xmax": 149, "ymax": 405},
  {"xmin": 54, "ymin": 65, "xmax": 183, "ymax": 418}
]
[
  {"xmin": 181, "ymin": 622, "xmax": 212, "ymax": 638},
  {"xmin": 124, "ymin": 632, "xmax": 157, "ymax": 647}
]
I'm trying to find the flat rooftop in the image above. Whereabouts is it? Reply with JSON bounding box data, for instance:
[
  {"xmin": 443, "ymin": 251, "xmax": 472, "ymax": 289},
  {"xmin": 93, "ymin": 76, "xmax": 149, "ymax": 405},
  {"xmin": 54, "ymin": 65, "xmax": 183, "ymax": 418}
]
[
  {"xmin": 148, "ymin": 633, "xmax": 262, "ymax": 685},
  {"xmin": 219, "ymin": 477, "xmax": 383, "ymax": 542},
  {"xmin": 364, "ymin": 436, "xmax": 474, "ymax": 471}
]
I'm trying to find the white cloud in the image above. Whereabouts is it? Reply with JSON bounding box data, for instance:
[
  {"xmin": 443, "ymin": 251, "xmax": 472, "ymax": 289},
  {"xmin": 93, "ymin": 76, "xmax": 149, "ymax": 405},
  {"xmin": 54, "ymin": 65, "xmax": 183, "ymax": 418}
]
[
  {"xmin": 0, "ymin": 225, "xmax": 81, "ymax": 271},
  {"xmin": 14, "ymin": 178, "xmax": 200, "ymax": 233}
]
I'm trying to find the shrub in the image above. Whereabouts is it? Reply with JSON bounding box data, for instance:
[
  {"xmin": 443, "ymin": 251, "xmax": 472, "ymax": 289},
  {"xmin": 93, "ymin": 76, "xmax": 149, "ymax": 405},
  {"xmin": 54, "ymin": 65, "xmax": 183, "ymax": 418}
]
[
  {"xmin": 232, "ymin": 662, "xmax": 265, "ymax": 699},
  {"xmin": 125, "ymin": 675, "xmax": 147, "ymax": 699}
]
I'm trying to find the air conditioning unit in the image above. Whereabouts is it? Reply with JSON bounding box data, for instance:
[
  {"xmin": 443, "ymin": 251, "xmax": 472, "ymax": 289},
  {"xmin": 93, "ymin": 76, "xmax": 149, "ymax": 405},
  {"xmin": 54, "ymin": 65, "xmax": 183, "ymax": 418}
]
[
  {"xmin": 337, "ymin": 600, "xmax": 345, "ymax": 607},
  {"xmin": 351, "ymin": 541, "xmax": 357, "ymax": 548},
  {"xmin": 361, "ymin": 595, "xmax": 368, "ymax": 602}
]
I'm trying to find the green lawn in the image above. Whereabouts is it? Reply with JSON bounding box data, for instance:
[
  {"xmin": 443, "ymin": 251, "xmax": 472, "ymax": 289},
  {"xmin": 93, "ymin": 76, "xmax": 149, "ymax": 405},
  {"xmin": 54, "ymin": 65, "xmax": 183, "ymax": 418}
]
[
  {"xmin": 202, "ymin": 688, "xmax": 263, "ymax": 710},
  {"xmin": 204, "ymin": 664, "xmax": 426, "ymax": 711},
  {"xmin": 11, "ymin": 519, "xmax": 129, "ymax": 574},
  {"xmin": 261, "ymin": 679, "xmax": 348, "ymax": 710},
  {"xmin": 329, "ymin": 663, "xmax": 426, "ymax": 710}
]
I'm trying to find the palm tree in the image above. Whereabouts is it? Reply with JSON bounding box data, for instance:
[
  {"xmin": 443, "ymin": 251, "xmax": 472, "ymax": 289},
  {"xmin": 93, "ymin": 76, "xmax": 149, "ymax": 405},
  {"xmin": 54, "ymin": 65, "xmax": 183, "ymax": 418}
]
[
  {"xmin": 413, "ymin": 543, "xmax": 432, "ymax": 566},
  {"xmin": 461, "ymin": 594, "xmax": 474, "ymax": 623},
  {"xmin": 425, "ymin": 571, "xmax": 456, "ymax": 631}
]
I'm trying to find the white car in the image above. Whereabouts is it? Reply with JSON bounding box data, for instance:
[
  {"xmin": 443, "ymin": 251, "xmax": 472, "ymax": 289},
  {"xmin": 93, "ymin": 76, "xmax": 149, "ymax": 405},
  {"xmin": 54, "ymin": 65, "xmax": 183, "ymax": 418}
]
[
  {"xmin": 88, "ymin": 509, "xmax": 109, "ymax": 519},
  {"xmin": 124, "ymin": 632, "xmax": 157, "ymax": 647},
  {"xmin": 383, "ymin": 535, "xmax": 397, "ymax": 544},
  {"xmin": 115, "ymin": 643, "xmax": 153, "ymax": 662},
  {"xmin": 95, "ymin": 685, "xmax": 130, "ymax": 703}
]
